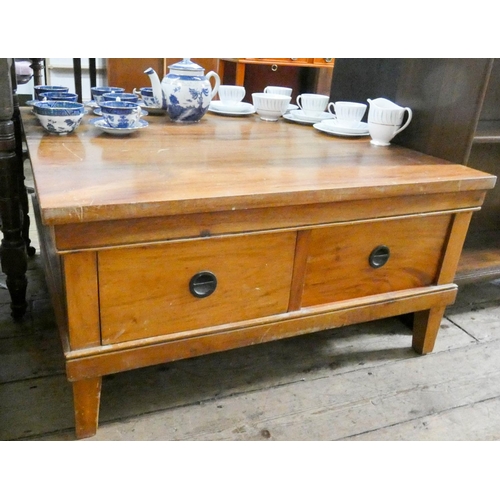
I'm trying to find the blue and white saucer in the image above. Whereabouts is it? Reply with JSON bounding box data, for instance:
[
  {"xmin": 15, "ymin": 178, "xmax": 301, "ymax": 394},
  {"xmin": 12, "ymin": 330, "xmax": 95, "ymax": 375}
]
[
  {"xmin": 140, "ymin": 104, "xmax": 166, "ymax": 115},
  {"xmin": 91, "ymin": 118, "xmax": 149, "ymax": 135},
  {"xmin": 84, "ymin": 100, "xmax": 99, "ymax": 108}
]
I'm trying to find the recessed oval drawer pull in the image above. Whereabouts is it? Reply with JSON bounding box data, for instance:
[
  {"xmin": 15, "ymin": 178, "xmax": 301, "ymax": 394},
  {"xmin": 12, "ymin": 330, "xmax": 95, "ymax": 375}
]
[
  {"xmin": 369, "ymin": 245, "xmax": 390, "ymax": 268},
  {"xmin": 189, "ymin": 271, "xmax": 217, "ymax": 298}
]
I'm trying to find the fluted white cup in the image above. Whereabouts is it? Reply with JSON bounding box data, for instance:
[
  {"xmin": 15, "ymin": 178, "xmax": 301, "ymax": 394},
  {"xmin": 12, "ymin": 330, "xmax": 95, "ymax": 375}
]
[
  {"xmin": 296, "ymin": 93, "xmax": 330, "ymax": 117},
  {"xmin": 264, "ymin": 86, "xmax": 293, "ymax": 97},
  {"xmin": 218, "ymin": 85, "xmax": 246, "ymax": 106},
  {"xmin": 252, "ymin": 93, "xmax": 291, "ymax": 121},
  {"xmin": 328, "ymin": 101, "xmax": 367, "ymax": 127}
]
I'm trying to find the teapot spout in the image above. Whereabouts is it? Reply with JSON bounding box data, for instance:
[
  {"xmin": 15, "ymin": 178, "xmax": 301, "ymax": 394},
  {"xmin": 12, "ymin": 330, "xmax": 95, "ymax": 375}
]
[{"xmin": 144, "ymin": 67, "xmax": 166, "ymax": 109}]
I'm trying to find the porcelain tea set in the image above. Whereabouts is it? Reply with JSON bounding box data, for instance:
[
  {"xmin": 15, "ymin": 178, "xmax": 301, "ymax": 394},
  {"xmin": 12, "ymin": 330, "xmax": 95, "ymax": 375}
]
[{"xmin": 30, "ymin": 58, "xmax": 413, "ymax": 144}]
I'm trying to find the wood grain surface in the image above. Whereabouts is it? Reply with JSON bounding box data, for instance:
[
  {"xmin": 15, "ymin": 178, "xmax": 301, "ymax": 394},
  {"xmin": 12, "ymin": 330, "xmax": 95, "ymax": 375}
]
[{"xmin": 21, "ymin": 109, "xmax": 496, "ymax": 226}]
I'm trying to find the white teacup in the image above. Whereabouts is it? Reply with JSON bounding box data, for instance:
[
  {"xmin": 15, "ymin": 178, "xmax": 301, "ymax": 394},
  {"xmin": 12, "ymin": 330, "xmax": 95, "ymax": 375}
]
[
  {"xmin": 264, "ymin": 86, "xmax": 293, "ymax": 97},
  {"xmin": 218, "ymin": 85, "xmax": 246, "ymax": 106},
  {"xmin": 328, "ymin": 101, "xmax": 367, "ymax": 127},
  {"xmin": 296, "ymin": 93, "xmax": 330, "ymax": 117},
  {"xmin": 252, "ymin": 92, "xmax": 291, "ymax": 121}
]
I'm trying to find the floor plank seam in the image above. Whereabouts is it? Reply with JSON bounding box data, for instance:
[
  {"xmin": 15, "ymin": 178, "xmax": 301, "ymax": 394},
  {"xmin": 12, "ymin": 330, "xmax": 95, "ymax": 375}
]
[
  {"xmin": 11, "ymin": 427, "xmax": 76, "ymax": 442},
  {"xmin": 337, "ymin": 394, "xmax": 500, "ymax": 441},
  {"xmin": 0, "ymin": 371, "xmax": 66, "ymax": 387},
  {"xmin": 444, "ymin": 315, "xmax": 481, "ymax": 342}
]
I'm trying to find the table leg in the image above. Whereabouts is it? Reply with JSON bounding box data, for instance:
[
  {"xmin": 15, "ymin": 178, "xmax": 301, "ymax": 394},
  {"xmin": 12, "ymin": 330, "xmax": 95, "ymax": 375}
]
[
  {"xmin": 72, "ymin": 377, "xmax": 102, "ymax": 439},
  {"xmin": 412, "ymin": 306, "xmax": 446, "ymax": 354}
]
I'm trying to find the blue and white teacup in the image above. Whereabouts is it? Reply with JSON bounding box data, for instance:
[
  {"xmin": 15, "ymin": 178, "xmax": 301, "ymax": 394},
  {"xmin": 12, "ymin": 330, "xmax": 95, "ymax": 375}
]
[
  {"xmin": 34, "ymin": 85, "xmax": 69, "ymax": 100},
  {"xmin": 32, "ymin": 100, "xmax": 85, "ymax": 134},
  {"xmin": 138, "ymin": 87, "xmax": 157, "ymax": 107},
  {"xmin": 91, "ymin": 86, "xmax": 125, "ymax": 105},
  {"xmin": 102, "ymin": 92, "xmax": 139, "ymax": 104},
  {"xmin": 100, "ymin": 100, "xmax": 142, "ymax": 128},
  {"xmin": 40, "ymin": 92, "xmax": 79, "ymax": 102}
]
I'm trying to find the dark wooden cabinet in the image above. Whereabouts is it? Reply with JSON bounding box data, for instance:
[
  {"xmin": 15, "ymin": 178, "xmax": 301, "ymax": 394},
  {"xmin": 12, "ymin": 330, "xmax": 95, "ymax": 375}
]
[{"xmin": 330, "ymin": 59, "xmax": 500, "ymax": 284}]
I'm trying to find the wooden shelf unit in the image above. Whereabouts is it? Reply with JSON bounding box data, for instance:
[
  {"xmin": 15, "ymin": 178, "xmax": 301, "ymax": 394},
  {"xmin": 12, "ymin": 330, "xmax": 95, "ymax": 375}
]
[
  {"xmin": 329, "ymin": 58, "xmax": 500, "ymax": 285},
  {"xmin": 473, "ymin": 120, "xmax": 500, "ymax": 143},
  {"xmin": 219, "ymin": 58, "xmax": 335, "ymax": 101}
]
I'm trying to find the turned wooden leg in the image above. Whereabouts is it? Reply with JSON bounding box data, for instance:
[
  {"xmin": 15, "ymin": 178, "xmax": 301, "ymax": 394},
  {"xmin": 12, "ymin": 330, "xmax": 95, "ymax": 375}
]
[
  {"xmin": 11, "ymin": 71, "xmax": 35, "ymax": 258},
  {"xmin": 412, "ymin": 306, "xmax": 446, "ymax": 355},
  {"xmin": 72, "ymin": 377, "xmax": 102, "ymax": 439},
  {"xmin": 0, "ymin": 58, "xmax": 28, "ymax": 319}
]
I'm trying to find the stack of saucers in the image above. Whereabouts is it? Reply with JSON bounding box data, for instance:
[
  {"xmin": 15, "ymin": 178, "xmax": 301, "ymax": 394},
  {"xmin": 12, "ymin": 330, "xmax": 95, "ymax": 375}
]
[
  {"xmin": 313, "ymin": 118, "xmax": 370, "ymax": 137},
  {"xmin": 284, "ymin": 109, "xmax": 333, "ymax": 125}
]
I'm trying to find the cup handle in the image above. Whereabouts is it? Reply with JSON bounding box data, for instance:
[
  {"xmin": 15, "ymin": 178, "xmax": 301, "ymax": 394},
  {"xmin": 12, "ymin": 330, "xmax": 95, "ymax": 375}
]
[
  {"xmin": 296, "ymin": 95, "xmax": 302, "ymax": 110},
  {"xmin": 264, "ymin": 86, "xmax": 269, "ymax": 93},
  {"xmin": 135, "ymin": 106, "xmax": 142, "ymax": 122},
  {"xmin": 327, "ymin": 102, "xmax": 335, "ymax": 115},
  {"xmin": 207, "ymin": 71, "xmax": 221, "ymax": 100},
  {"xmin": 393, "ymin": 107, "xmax": 413, "ymax": 137}
]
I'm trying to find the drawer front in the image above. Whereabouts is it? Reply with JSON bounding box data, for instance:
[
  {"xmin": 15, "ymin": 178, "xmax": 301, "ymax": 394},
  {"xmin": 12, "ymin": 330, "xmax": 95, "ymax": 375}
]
[
  {"xmin": 99, "ymin": 232, "xmax": 296, "ymax": 344},
  {"xmin": 301, "ymin": 214, "xmax": 453, "ymax": 307}
]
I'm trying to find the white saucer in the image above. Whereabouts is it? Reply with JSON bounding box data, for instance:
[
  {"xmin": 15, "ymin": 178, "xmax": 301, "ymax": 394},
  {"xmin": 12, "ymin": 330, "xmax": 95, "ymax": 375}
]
[
  {"xmin": 313, "ymin": 121, "xmax": 370, "ymax": 137},
  {"xmin": 284, "ymin": 110, "xmax": 334, "ymax": 125},
  {"xmin": 208, "ymin": 101, "xmax": 255, "ymax": 115},
  {"xmin": 92, "ymin": 118, "xmax": 149, "ymax": 135},
  {"xmin": 319, "ymin": 119, "xmax": 369, "ymax": 134}
]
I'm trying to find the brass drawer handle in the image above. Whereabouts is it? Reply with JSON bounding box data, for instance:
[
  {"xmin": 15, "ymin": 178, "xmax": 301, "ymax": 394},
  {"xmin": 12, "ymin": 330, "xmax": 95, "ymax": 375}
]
[
  {"xmin": 369, "ymin": 245, "xmax": 390, "ymax": 268},
  {"xmin": 189, "ymin": 271, "xmax": 217, "ymax": 298}
]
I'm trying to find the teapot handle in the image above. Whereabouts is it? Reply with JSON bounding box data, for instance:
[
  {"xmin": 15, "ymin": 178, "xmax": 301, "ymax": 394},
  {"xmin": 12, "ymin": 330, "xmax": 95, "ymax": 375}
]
[
  {"xmin": 206, "ymin": 71, "xmax": 221, "ymax": 100},
  {"xmin": 393, "ymin": 107, "xmax": 413, "ymax": 137}
]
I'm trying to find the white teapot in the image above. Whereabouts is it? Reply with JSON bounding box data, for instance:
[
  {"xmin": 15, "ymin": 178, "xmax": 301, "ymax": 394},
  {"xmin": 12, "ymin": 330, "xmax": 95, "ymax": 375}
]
[{"xmin": 145, "ymin": 58, "xmax": 220, "ymax": 123}]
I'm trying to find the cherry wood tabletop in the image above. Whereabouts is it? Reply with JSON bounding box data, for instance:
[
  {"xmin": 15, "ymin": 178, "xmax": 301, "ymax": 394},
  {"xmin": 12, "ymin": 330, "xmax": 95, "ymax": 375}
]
[{"xmin": 21, "ymin": 108, "xmax": 496, "ymax": 226}]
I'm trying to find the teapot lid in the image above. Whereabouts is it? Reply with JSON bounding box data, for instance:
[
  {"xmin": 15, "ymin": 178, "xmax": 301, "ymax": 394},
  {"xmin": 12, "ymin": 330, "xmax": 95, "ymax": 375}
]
[{"xmin": 168, "ymin": 58, "xmax": 204, "ymax": 72}]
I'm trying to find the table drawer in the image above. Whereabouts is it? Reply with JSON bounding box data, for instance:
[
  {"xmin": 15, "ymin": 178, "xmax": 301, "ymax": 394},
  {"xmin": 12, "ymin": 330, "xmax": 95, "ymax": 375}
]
[
  {"xmin": 98, "ymin": 231, "xmax": 296, "ymax": 344},
  {"xmin": 301, "ymin": 214, "xmax": 453, "ymax": 307}
]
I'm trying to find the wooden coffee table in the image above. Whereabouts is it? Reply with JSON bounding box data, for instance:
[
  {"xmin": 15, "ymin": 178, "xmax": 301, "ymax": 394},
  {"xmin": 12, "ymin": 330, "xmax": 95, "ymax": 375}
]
[{"xmin": 21, "ymin": 108, "xmax": 496, "ymax": 439}]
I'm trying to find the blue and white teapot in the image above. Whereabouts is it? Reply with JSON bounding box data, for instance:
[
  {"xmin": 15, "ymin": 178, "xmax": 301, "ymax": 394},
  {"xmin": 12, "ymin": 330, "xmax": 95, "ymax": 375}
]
[{"xmin": 145, "ymin": 58, "xmax": 220, "ymax": 123}]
